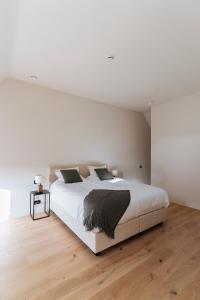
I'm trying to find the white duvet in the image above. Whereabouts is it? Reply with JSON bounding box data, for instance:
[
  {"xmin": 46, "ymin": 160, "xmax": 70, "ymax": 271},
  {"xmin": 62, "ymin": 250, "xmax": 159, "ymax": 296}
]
[{"xmin": 50, "ymin": 177, "xmax": 169, "ymax": 225}]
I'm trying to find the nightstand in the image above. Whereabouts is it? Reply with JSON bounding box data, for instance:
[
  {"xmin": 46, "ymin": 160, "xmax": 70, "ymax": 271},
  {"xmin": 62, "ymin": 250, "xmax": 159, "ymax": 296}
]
[{"xmin": 30, "ymin": 190, "xmax": 50, "ymax": 220}]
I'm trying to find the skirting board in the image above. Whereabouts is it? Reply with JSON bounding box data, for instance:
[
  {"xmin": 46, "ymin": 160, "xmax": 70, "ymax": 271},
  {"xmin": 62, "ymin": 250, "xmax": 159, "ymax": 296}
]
[{"xmin": 52, "ymin": 202, "xmax": 168, "ymax": 254}]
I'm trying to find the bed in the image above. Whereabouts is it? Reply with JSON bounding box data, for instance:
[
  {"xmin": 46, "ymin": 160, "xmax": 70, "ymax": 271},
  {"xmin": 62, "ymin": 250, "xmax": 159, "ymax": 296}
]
[{"xmin": 49, "ymin": 164, "xmax": 169, "ymax": 254}]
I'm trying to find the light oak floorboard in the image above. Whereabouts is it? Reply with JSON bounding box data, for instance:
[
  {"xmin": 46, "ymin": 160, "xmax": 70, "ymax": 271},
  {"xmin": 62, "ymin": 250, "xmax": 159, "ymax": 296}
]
[{"xmin": 1, "ymin": 204, "xmax": 200, "ymax": 300}]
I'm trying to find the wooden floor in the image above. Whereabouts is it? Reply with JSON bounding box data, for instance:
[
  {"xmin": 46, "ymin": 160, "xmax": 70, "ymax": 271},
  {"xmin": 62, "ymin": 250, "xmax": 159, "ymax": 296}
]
[{"xmin": 1, "ymin": 204, "xmax": 200, "ymax": 300}]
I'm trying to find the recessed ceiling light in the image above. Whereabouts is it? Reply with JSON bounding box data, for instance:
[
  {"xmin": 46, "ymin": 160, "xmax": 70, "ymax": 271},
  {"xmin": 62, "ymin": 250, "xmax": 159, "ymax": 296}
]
[
  {"xmin": 106, "ymin": 55, "xmax": 115, "ymax": 60},
  {"xmin": 30, "ymin": 75, "xmax": 38, "ymax": 80}
]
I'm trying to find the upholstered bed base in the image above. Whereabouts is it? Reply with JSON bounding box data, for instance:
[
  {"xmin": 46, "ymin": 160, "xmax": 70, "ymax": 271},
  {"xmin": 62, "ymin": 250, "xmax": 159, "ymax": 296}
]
[{"xmin": 52, "ymin": 202, "xmax": 168, "ymax": 254}]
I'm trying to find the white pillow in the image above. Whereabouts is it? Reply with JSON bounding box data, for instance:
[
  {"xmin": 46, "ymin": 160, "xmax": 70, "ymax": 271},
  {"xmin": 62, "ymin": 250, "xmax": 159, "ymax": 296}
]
[
  {"xmin": 55, "ymin": 167, "xmax": 80, "ymax": 181},
  {"xmin": 88, "ymin": 165, "xmax": 107, "ymax": 180}
]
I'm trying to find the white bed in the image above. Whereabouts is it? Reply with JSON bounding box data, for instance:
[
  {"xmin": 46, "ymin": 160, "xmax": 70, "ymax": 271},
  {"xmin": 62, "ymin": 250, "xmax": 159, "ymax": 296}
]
[
  {"xmin": 51, "ymin": 177, "xmax": 169, "ymax": 226},
  {"xmin": 49, "ymin": 165, "xmax": 169, "ymax": 254}
]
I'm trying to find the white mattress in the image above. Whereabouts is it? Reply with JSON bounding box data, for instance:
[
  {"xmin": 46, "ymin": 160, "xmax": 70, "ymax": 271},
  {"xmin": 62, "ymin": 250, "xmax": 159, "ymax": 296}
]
[{"xmin": 50, "ymin": 178, "xmax": 169, "ymax": 225}]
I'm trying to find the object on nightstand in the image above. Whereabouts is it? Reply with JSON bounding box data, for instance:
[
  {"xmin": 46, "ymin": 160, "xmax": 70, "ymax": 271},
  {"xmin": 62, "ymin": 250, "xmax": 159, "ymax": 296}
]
[
  {"xmin": 111, "ymin": 169, "xmax": 118, "ymax": 177},
  {"xmin": 34, "ymin": 175, "xmax": 44, "ymax": 193}
]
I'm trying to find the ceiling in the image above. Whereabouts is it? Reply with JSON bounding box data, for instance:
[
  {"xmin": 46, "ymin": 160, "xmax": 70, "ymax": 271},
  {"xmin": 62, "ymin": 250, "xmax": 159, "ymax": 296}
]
[{"xmin": 1, "ymin": 0, "xmax": 200, "ymax": 111}]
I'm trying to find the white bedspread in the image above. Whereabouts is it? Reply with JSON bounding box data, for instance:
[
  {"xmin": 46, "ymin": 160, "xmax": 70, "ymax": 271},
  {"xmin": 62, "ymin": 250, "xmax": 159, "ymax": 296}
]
[{"xmin": 50, "ymin": 178, "xmax": 169, "ymax": 225}]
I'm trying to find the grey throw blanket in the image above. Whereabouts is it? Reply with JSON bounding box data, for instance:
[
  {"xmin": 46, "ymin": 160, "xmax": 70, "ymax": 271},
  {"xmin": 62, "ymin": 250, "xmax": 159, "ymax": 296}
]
[{"xmin": 83, "ymin": 189, "xmax": 130, "ymax": 239}]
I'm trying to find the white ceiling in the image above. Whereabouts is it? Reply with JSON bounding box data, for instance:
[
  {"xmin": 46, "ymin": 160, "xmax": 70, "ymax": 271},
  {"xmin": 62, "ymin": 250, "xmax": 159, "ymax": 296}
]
[{"xmin": 1, "ymin": 0, "xmax": 200, "ymax": 111}]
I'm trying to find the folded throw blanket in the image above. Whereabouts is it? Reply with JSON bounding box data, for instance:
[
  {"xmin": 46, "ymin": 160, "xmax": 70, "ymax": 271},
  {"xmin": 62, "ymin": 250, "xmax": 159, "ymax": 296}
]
[{"xmin": 83, "ymin": 189, "xmax": 130, "ymax": 239}]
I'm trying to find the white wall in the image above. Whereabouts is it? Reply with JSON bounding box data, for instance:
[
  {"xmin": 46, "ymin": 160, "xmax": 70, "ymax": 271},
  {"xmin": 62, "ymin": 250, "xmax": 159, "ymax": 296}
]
[
  {"xmin": 0, "ymin": 79, "xmax": 150, "ymax": 217},
  {"xmin": 0, "ymin": 0, "xmax": 17, "ymax": 80},
  {"xmin": 151, "ymin": 94, "xmax": 200, "ymax": 209}
]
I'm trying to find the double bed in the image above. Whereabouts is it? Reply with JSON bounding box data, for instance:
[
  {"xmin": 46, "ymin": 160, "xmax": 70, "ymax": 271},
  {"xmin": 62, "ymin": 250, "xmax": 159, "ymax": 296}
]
[{"xmin": 49, "ymin": 164, "xmax": 169, "ymax": 254}]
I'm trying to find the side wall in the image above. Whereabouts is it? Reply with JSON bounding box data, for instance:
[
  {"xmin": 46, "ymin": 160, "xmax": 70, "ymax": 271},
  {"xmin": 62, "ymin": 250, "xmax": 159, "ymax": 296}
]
[
  {"xmin": 151, "ymin": 94, "xmax": 200, "ymax": 209},
  {"xmin": 0, "ymin": 79, "xmax": 150, "ymax": 217}
]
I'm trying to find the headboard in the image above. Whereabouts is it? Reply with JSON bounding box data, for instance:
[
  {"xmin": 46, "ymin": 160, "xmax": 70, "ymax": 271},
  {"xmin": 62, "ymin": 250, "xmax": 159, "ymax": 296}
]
[{"xmin": 49, "ymin": 162, "xmax": 105, "ymax": 185}]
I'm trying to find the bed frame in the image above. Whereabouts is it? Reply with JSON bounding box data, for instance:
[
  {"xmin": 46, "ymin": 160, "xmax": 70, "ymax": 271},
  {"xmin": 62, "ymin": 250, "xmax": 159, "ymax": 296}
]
[{"xmin": 49, "ymin": 164, "xmax": 168, "ymax": 254}]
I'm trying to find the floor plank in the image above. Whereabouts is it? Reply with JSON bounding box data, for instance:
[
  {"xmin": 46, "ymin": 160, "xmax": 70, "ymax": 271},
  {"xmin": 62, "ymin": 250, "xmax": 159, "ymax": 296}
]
[{"xmin": 1, "ymin": 204, "xmax": 200, "ymax": 300}]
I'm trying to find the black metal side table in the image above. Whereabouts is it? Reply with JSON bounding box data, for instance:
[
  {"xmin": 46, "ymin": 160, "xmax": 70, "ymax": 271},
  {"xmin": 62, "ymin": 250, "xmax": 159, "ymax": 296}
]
[{"xmin": 30, "ymin": 190, "xmax": 50, "ymax": 220}]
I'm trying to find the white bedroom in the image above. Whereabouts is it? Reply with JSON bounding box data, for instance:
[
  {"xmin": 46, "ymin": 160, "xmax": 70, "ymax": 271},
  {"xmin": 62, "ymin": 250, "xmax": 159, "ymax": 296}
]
[{"xmin": 0, "ymin": 1, "xmax": 200, "ymax": 299}]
